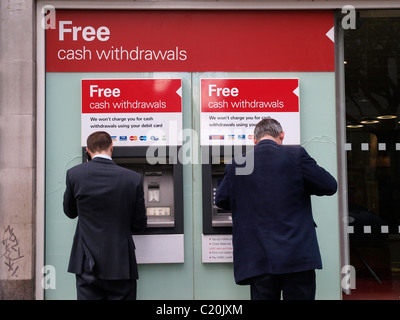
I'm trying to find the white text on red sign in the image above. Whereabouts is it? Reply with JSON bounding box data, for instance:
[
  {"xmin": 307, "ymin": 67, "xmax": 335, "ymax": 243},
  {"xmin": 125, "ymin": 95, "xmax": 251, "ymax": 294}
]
[
  {"xmin": 209, "ymin": 84, "xmax": 239, "ymax": 97},
  {"xmin": 90, "ymin": 85, "xmax": 120, "ymax": 98},
  {"xmin": 59, "ymin": 21, "xmax": 110, "ymax": 41}
]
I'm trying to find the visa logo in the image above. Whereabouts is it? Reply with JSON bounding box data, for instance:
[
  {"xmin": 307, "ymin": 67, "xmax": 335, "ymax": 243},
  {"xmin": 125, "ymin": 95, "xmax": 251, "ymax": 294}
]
[{"xmin": 119, "ymin": 136, "xmax": 127, "ymax": 141}]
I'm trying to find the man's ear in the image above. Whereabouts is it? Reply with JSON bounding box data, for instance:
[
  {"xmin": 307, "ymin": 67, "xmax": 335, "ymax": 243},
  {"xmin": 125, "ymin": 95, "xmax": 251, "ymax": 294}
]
[{"xmin": 279, "ymin": 131, "xmax": 285, "ymax": 144}]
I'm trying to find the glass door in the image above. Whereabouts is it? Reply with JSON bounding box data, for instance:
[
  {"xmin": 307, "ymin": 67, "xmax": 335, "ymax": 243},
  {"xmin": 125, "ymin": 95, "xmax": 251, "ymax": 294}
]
[{"xmin": 343, "ymin": 10, "xmax": 400, "ymax": 300}]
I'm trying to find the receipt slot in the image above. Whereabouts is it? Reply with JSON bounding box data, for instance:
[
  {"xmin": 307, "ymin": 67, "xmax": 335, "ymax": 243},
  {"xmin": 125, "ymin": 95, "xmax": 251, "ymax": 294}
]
[{"xmin": 82, "ymin": 146, "xmax": 183, "ymax": 235}]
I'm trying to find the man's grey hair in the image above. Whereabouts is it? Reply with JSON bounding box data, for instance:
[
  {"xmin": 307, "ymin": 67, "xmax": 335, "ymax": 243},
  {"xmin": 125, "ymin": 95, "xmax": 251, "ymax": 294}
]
[{"xmin": 254, "ymin": 117, "xmax": 283, "ymax": 142}]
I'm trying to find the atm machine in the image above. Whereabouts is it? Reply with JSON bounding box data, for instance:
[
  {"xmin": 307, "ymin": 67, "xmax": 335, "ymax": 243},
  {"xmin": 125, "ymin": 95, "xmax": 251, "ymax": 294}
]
[
  {"xmin": 202, "ymin": 157, "xmax": 232, "ymax": 235},
  {"xmin": 112, "ymin": 151, "xmax": 183, "ymax": 234},
  {"xmin": 82, "ymin": 145, "xmax": 184, "ymax": 262},
  {"xmin": 202, "ymin": 145, "xmax": 251, "ymax": 235},
  {"xmin": 201, "ymin": 145, "xmax": 253, "ymax": 263}
]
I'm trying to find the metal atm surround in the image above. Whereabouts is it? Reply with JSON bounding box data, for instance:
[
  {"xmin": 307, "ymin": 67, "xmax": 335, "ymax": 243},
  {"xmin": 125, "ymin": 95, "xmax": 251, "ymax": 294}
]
[
  {"xmin": 202, "ymin": 145, "xmax": 251, "ymax": 235},
  {"xmin": 82, "ymin": 146, "xmax": 183, "ymax": 235}
]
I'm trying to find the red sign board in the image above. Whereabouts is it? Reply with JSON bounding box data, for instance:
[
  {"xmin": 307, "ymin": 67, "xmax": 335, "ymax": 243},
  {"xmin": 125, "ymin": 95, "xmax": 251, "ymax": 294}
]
[
  {"xmin": 200, "ymin": 78, "xmax": 300, "ymax": 145},
  {"xmin": 81, "ymin": 79, "xmax": 182, "ymax": 146},
  {"xmin": 46, "ymin": 10, "xmax": 334, "ymax": 72},
  {"xmin": 81, "ymin": 79, "xmax": 182, "ymax": 113},
  {"xmin": 201, "ymin": 79, "xmax": 299, "ymax": 113}
]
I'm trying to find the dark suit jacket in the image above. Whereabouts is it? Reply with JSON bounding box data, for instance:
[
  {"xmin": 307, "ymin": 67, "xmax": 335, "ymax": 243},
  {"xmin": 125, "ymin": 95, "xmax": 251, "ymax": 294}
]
[
  {"xmin": 215, "ymin": 139, "xmax": 337, "ymax": 285},
  {"xmin": 63, "ymin": 157, "xmax": 147, "ymax": 280}
]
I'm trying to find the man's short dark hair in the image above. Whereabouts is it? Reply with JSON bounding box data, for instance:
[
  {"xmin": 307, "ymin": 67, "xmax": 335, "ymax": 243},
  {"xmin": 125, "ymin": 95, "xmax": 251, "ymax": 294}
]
[
  {"xmin": 86, "ymin": 131, "xmax": 112, "ymax": 153},
  {"xmin": 254, "ymin": 117, "xmax": 283, "ymax": 142}
]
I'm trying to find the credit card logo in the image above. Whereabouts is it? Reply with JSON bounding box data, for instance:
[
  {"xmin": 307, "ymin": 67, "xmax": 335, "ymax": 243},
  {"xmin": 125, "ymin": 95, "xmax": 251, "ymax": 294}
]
[{"xmin": 209, "ymin": 135, "xmax": 224, "ymax": 140}]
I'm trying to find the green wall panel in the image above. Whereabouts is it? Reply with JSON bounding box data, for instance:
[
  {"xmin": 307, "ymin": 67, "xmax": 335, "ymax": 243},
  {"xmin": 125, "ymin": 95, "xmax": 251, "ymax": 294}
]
[{"xmin": 45, "ymin": 71, "xmax": 340, "ymax": 300}]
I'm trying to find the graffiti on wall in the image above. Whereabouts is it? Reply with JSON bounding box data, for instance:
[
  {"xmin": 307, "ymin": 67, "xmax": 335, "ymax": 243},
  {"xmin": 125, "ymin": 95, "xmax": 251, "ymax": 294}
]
[{"xmin": 1, "ymin": 225, "xmax": 24, "ymax": 278}]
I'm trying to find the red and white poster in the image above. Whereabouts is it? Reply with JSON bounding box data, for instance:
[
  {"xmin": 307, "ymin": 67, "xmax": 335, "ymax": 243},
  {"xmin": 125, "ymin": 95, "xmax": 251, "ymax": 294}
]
[
  {"xmin": 81, "ymin": 79, "xmax": 182, "ymax": 146},
  {"xmin": 200, "ymin": 79, "xmax": 300, "ymax": 145},
  {"xmin": 46, "ymin": 10, "xmax": 334, "ymax": 72}
]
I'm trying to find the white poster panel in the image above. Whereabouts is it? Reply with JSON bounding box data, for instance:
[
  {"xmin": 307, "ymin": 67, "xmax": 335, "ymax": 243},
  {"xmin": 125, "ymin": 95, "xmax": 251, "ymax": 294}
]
[
  {"xmin": 201, "ymin": 79, "xmax": 300, "ymax": 145},
  {"xmin": 81, "ymin": 79, "xmax": 182, "ymax": 146}
]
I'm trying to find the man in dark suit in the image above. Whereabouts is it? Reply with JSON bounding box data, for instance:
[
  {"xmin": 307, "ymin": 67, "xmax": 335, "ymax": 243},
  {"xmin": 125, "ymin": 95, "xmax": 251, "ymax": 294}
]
[
  {"xmin": 63, "ymin": 131, "xmax": 147, "ymax": 300},
  {"xmin": 215, "ymin": 117, "xmax": 337, "ymax": 300}
]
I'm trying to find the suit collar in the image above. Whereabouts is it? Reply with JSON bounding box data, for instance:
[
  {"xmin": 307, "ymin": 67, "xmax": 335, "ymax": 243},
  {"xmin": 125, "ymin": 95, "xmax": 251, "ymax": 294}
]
[
  {"xmin": 256, "ymin": 139, "xmax": 278, "ymax": 147},
  {"xmin": 91, "ymin": 157, "xmax": 114, "ymax": 164}
]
